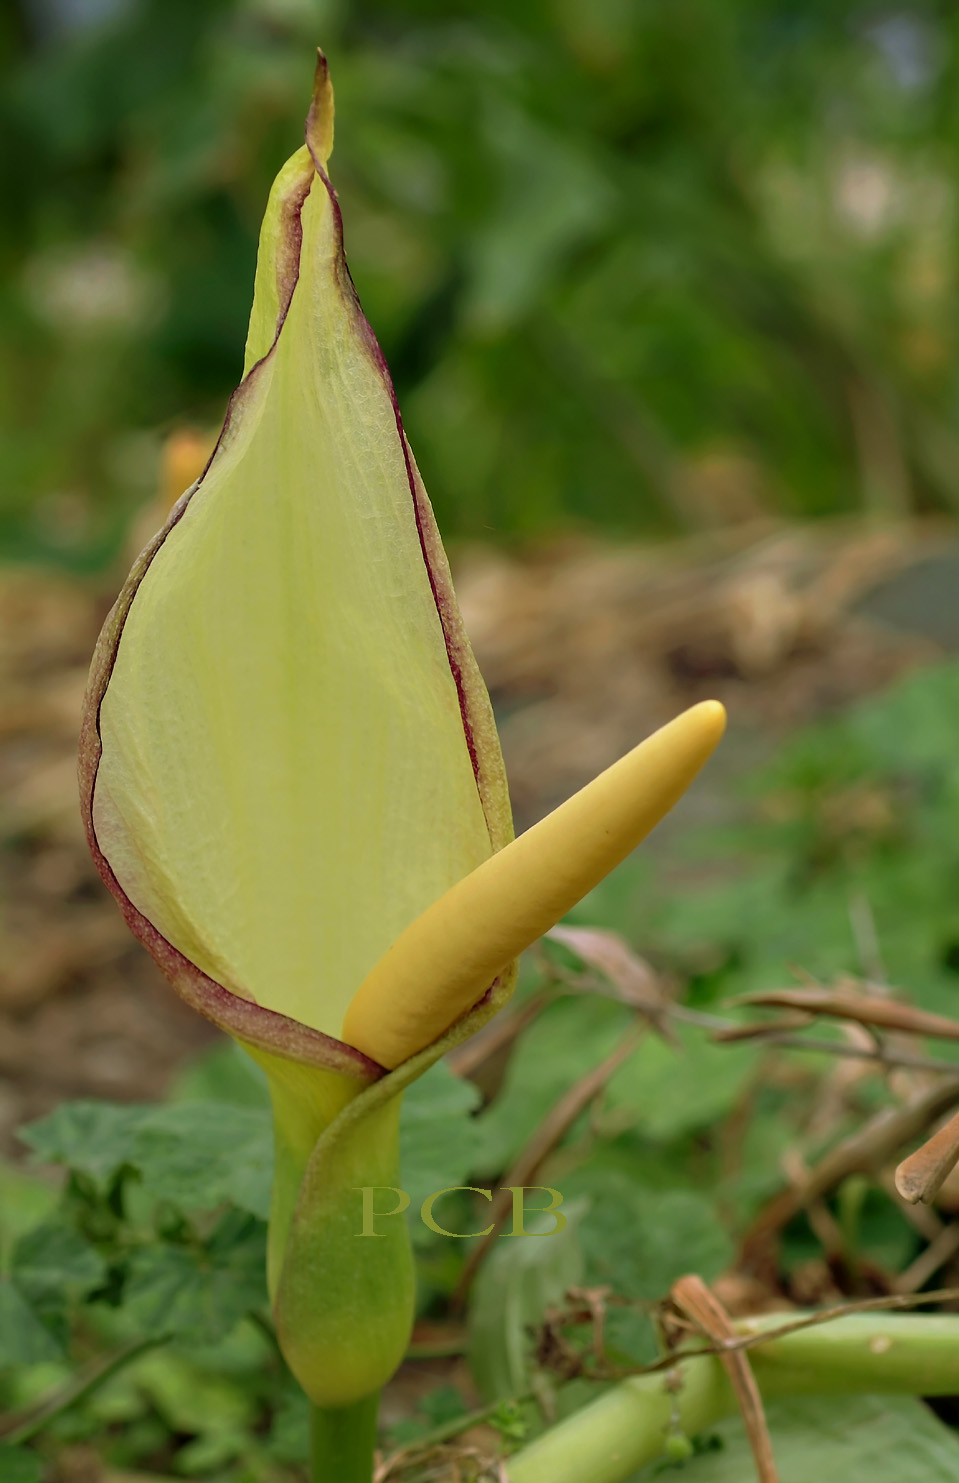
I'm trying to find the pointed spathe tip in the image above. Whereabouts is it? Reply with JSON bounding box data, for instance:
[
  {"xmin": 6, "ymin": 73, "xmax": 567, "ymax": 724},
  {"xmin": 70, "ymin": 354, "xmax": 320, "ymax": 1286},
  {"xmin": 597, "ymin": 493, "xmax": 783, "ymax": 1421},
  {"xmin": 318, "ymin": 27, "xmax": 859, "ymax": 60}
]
[{"xmin": 306, "ymin": 49, "xmax": 335, "ymax": 165}]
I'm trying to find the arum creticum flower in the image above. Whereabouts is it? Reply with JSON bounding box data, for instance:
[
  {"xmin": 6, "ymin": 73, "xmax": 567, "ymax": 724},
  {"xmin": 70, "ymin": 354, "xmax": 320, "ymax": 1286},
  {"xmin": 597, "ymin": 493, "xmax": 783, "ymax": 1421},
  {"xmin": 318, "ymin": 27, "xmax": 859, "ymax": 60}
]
[{"xmin": 79, "ymin": 55, "xmax": 725, "ymax": 1421}]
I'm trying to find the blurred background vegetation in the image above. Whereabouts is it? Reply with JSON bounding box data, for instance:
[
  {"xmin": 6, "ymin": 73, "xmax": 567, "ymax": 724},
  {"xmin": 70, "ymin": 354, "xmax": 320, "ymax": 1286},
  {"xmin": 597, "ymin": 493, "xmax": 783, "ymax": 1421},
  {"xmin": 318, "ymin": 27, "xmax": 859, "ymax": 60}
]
[{"xmin": 2, "ymin": 0, "xmax": 959, "ymax": 567}]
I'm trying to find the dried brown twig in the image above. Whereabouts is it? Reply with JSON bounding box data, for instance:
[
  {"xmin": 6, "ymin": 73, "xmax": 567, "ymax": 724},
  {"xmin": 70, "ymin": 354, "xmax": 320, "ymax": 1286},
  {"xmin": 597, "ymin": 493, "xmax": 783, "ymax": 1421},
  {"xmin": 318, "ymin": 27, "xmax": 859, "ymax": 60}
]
[
  {"xmin": 732, "ymin": 984, "xmax": 959, "ymax": 1042},
  {"xmin": 546, "ymin": 933, "xmax": 959, "ymax": 1075},
  {"xmin": 740, "ymin": 1076, "xmax": 959, "ymax": 1266},
  {"xmin": 375, "ymin": 1441, "xmax": 507, "ymax": 1483},
  {"xmin": 896, "ymin": 1105, "xmax": 959, "ymax": 1205},
  {"xmin": 462, "ymin": 934, "xmax": 959, "ymax": 1317},
  {"xmin": 671, "ymin": 1275, "xmax": 779, "ymax": 1483},
  {"xmin": 893, "ymin": 1221, "xmax": 959, "ymax": 1294}
]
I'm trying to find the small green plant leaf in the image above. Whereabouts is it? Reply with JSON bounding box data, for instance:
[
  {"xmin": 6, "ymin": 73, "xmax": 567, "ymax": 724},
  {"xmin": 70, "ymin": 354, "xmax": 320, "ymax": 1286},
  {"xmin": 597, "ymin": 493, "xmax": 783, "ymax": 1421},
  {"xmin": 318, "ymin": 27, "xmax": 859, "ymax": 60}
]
[
  {"xmin": 0, "ymin": 1164, "xmax": 59, "ymax": 1259},
  {"xmin": 123, "ymin": 1211, "xmax": 267, "ymax": 1343},
  {"xmin": 568, "ymin": 1171, "xmax": 733, "ymax": 1300},
  {"xmin": 636, "ymin": 1394, "xmax": 959, "ymax": 1480},
  {"xmin": 20, "ymin": 1098, "xmax": 274, "ymax": 1219},
  {"xmin": 131, "ymin": 1103, "xmax": 274, "ymax": 1219},
  {"xmin": 0, "ymin": 1445, "xmax": 43, "ymax": 1483},
  {"xmin": 0, "ymin": 1279, "xmax": 64, "ymax": 1366},
  {"xmin": 19, "ymin": 1101, "xmax": 147, "ymax": 1185},
  {"xmin": 606, "ymin": 1024, "xmax": 754, "ymax": 1141},
  {"xmin": 388, "ymin": 1383, "xmax": 470, "ymax": 1446},
  {"xmin": 1, "ymin": 1224, "xmax": 105, "ymax": 1358},
  {"xmin": 563, "ymin": 1170, "xmax": 733, "ymax": 1364},
  {"xmin": 11, "ymin": 1222, "xmax": 105, "ymax": 1296}
]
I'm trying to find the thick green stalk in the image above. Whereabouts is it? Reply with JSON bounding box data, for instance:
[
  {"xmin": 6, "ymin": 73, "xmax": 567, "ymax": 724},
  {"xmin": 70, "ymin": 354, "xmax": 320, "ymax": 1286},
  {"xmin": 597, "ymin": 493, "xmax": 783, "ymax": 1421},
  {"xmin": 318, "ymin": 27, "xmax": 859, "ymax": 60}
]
[
  {"xmin": 506, "ymin": 1313, "xmax": 959, "ymax": 1483},
  {"xmin": 309, "ymin": 1393, "xmax": 380, "ymax": 1483}
]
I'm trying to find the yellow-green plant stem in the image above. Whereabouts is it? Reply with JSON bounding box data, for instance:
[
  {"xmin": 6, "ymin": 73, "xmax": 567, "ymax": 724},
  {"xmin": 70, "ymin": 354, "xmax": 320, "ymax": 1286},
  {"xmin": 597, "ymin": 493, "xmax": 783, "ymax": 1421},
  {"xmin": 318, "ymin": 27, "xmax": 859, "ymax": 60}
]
[
  {"xmin": 506, "ymin": 1313, "xmax": 959, "ymax": 1483},
  {"xmin": 309, "ymin": 1393, "xmax": 380, "ymax": 1483}
]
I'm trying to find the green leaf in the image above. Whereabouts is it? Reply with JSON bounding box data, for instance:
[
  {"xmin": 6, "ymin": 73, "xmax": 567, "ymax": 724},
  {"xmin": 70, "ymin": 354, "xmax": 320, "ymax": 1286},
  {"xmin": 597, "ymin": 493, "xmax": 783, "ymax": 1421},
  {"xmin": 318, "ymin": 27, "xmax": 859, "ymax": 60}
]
[
  {"xmin": 133, "ymin": 1343, "xmax": 260, "ymax": 1439},
  {"xmin": 2, "ymin": 1225, "xmax": 105, "ymax": 1358},
  {"xmin": 132, "ymin": 1103, "xmax": 274, "ymax": 1220},
  {"xmin": 0, "ymin": 1280, "xmax": 64, "ymax": 1366},
  {"xmin": 266, "ymin": 1387, "xmax": 311, "ymax": 1465},
  {"xmin": 123, "ymin": 1211, "xmax": 267, "ymax": 1344},
  {"xmin": 20, "ymin": 1101, "xmax": 147, "ymax": 1184},
  {"xmin": 20, "ymin": 1097, "xmax": 274, "ymax": 1219},
  {"xmin": 561, "ymin": 1169, "xmax": 733, "ymax": 1365},
  {"xmin": 12, "ymin": 1222, "xmax": 105, "ymax": 1296},
  {"xmin": 388, "ymin": 1383, "xmax": 469, "ymax": 1446},
  {"xmin": 605, "ymin": 1023, "xmax": 755, "ymax": 1141},
  {"xmin": 568, "ymin": 1170, "xmax": 732, "ymax": 1300},
  {"xmin": 0, "ymin": 1445, "xmax": 42, "ymax": 1483},
  {"xmin": 632, "ymin": 1394, "xmax": 959, "ymax": 1480},
  {"xmin": 0, "ymin": 1164, "xmax": 60, "ymax": 1264}
]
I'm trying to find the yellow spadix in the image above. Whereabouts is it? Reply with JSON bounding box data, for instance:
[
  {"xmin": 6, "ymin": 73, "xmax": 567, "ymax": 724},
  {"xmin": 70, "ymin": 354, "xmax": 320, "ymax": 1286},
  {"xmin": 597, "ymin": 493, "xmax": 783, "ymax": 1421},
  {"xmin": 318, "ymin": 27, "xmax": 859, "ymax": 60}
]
[{"xmin": 342, "ymin": 700, "xmax": 725, "ymax": 1068}]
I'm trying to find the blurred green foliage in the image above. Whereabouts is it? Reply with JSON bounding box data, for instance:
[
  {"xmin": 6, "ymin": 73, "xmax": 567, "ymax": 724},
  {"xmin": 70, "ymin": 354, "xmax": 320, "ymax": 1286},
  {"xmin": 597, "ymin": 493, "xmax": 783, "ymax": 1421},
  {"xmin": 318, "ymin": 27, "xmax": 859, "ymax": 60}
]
[{"xmin": 2, "ymin": 0, "xmax": 959, "ymax": 566}]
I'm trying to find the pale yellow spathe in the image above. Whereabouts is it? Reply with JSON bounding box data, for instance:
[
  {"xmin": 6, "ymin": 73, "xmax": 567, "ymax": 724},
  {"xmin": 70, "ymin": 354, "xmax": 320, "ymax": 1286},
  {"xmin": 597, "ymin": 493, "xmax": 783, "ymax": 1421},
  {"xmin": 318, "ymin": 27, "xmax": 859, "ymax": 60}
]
[{"xmin": 94, "ymin": 154, "xmax": 494, "ymax": 1040}]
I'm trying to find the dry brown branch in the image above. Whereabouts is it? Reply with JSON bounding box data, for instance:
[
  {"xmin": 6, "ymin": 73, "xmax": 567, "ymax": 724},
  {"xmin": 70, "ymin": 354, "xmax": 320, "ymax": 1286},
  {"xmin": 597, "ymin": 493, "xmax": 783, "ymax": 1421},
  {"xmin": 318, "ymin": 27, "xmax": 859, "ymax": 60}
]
[
  {"xmin": 374, "ymin": 1442, "xmax": 505, "ymax": 1483},
  {"xmin": 545, "ymin": 925, "xmax": 677, "ymax": 1041},
  {"xmin": 712, "ymin": 1011, "xmax": 815, "ymax": 1042},
  {"xmin": 555, "ymin": 959, "xmax": 959, "ymax": 1074},
  {"xmin": 706, "ymin": 1030, "xmax": 959, "ymax": 1077},
  {"xmin": 452, "ymin": 1021, "xmax": 646, "ymax": 1304},
  {"xmin": 671, "ymin": 1275, "xmax": 779, "ymax": 1483},
  {"xmin": 732, "ymin": 985, "xmax": 959, "ymax": 1042},
  {"xmin": 780, "ymin": 1149, "xmax": 844, "ymax": 1258},
  {"xmin": 740, "ymin": 1077, "xmax": 959, "ymax": 1268},
  {"xmin": 896, "ymin": 1106, "xmax": 959, "ymax": 1205},
  {"xmin": 878, "ymin": 1170, "xmax": 944, "ymax": 1240},
  {"xmin": 893, "ymin": 1222, "xmax": 959, "ymax": 1294}
]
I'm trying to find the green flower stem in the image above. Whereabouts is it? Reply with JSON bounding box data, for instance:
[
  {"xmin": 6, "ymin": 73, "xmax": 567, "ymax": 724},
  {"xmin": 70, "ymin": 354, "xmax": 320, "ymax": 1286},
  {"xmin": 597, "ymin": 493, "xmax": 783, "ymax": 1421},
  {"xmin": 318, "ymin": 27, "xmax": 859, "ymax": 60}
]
[
  {"xmin": 309, "ymin": 1393, "xmax": 380, "ymax": 1483},
  {"xmin": 506, "ymin": 1313, "xmax": 959, "ymax": 1483}
]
